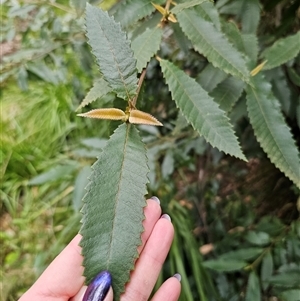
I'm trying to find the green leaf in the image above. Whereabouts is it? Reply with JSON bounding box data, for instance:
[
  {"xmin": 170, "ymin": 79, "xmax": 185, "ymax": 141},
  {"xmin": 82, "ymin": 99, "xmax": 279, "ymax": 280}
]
[
  {"xmin": 203, "ymin": 259, "xmax": 247, "ymax": 272},
  {"xmin": 177, "ymin": 7, "xmax": 250, "ymax": 82},
  {"xmin": 85, "ymin": 4, "xmax": 138, "ymax": 100},
  {"xmin": 240, "ymin": 0, "xmax": 261, "ymax": 34},
  {"xmin": 80, "ymin": 123, "xmax": 149, "ymax": 300},
  {"xmin": 72, "ymin": 166, "xmax": 91, "ymax": 212},
  {"xmin": 27, "ymin": 62, "xmax": 59, "ymax": 85},
  {"xmin": 17, "ymin": 66, "xmax": 28, "ymax": 91},
  {"xmin": 113, "ymin": 0, "xmax": 164, "ymax": 29},
  {"xmin": 265, "ymin": 68, "xmax": 291, "ymax": 114},
  {"xmin": 80, "ymin": 137, "xmax": 108, "ymax": 149},
  {"xmin": 28, "ymin": 164, "xmax": 77, "ymax": 185},
  {"xmin": 261, "ymin": 250, "xmax": 273, "ymax": 291},
  {"xmin": 218, "ymin": 247, "xmax": 263, "ymax": 261},
  {"xmin": 261, "ymin": 32, "xmax": 300, "ymax": 70},
  {"xmin": 245, "ymin": 272, "xmax": 261, "ymax": 301},
  {"xmin": 218, "ymin": 0, "xmax": 242, "ymax": 15},
  {"xmin": 245, "ymin": 231, "xmax": 270, "ymax": 246},
  {"xmin": 77, "ymin": 78, "xmax": 113, "ymax": 111},
  {"xmin": 161, "ymin": 150, "xmax": 174, "ymax": 178},
  {"xmin": 131, "ymin": 26, "xmax": 163, "ymax": 72},
  {"xmin": 196, "ymin": 63, "xmax": 228, "ymax": 92},
  {"xmin": 171, "ymin": 0, "xmax": 208, "ymax": 14},
  {"xmin": 287, "ymin": 66, "xmax": 300, "ymax": 87},
  {"xmin": 246, "ymin": 74, "xmax": 300, "ymax": 188},
  {"xmin": 191, "ymin": 1, "xmax": 221, "ymax": 31},
  {"xmin": 268, "ymin": 272, "xmax": 300, "ymax": 287},
  {"xmin": 280, "ymin": 289, "xmax": 300, "ymax": 301},
  {"xmin": 221, "ymin": 20, "xmax": 244, "ymax": 51},
  {"xmin": 160, "ymin": 59, "xmax": 246, "ymax": 161},
  {"xmin": 221, "ymin": 20, "xmax": 259, "ymax": 62},
  {"xmin": 241, "ymin": 34, "xmax": 259, "ymax": 63},
  {"xmin": 221, "ymin": 20, "xmax": 259, "ymax": 63},
  {"xmin": 209, "ymin": 76, "xmax": 245, "ymax": 112},
  {"xmin": 172, "ymin": 22, "xmax": 192, "ymax": 53}
]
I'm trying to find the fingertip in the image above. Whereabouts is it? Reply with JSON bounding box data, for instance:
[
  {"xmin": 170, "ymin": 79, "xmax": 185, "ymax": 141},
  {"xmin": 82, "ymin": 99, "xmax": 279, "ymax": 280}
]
[
  {"xmin": 146, "ymin": 197, "xmax": 161, "ymax": 212},
  {"xmin": 173, "ymin": 273, "xmax": 181, "ymax": 282},
  {"xmin": 143, "ymin": 197, "xmax": 162, "ymax": 222},
  {"xmin": 151, "ymin": 276, "xmax": 181, "ymax": 301},
  {"xmin": 149, "ymin": 196, "xmax": 160, "ymax": 205},
  {"xmin": 161, "ymin": 213, "xmax": 171, "ymax": 222}
]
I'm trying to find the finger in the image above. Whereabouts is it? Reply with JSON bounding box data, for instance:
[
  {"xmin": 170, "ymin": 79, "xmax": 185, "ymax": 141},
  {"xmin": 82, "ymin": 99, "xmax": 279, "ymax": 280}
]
[
  {"xmin": 19, "ymin": 234, "xmax": 84, "ymax": 301},
  {"xmin": 19, "ymin": 198, "xmax": 161, "ymax": 301},
  {"xmin": 151, "ymin": 275, "xmax": 181, "ymax": 301},
  {"xmin": 121, "ymin": 214, "xmax": 174, "ymax": 301},
  {"xmin": 71, "ymin": 197, "xmax": 161, "ymax": 301},
  {"xmin": 138, "ymin": 197, "xmax": 162, "ymax": 253}
]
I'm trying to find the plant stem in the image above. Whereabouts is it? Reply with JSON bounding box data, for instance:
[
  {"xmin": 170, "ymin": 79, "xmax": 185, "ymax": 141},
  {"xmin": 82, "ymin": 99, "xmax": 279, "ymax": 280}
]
[{"xmin": 131, "ymin": 68, "xmax": 147, "ymax": 107}]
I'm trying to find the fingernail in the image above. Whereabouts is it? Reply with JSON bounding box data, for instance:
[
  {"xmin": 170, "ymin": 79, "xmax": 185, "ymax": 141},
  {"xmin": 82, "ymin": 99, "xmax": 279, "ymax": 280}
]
[
  {"xmin": 173, "ymin": 273, "xmax": 181, "ymax": 282},
  {"xmin": 161, "ymin": 213, "xmax": 171, "ymax": 221},
  {"xmin": 150, "ymin": 196, "xmax": 160, "ymax": 204},
  {"xmin": 83, "ymin": 271, "xmax": 111, "ymax": 301}
]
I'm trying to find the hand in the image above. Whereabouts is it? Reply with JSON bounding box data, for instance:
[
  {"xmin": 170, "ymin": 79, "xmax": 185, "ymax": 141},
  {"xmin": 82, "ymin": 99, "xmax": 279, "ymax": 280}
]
[{"xmin": 19, "ymin": 197, "xmax": 181, "ymax": 301}]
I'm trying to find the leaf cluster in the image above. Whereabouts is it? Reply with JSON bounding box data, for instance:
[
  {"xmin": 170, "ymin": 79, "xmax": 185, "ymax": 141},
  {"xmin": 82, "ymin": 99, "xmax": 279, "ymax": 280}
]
[{"xmin": 1, "ymin": 0, "xmax": 300, "ymax": 300}]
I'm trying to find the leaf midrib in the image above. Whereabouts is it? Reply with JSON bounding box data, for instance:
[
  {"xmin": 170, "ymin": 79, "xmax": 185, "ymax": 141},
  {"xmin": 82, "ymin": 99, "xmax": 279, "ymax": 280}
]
[
  {"xmin": 164, "ymin": 61, "xmax": 234, "ymax": 149},
  {"xmin": 93, "ymin": 14, "xmax": 131, "ymax": 99},
  {"xmin": 106, "ymin": 123, "xmax": 131, "ymax": 267}
]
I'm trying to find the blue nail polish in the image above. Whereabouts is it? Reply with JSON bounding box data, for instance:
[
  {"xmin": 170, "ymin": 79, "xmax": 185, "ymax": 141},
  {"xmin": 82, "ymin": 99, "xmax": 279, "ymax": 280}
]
[
  {"xmin": 83, "ymin": 271, "xmax": 111, "ymax": 301},
  {"xmin": 150, "ymin": 196, "xmax": 160, "ymax": 204}
]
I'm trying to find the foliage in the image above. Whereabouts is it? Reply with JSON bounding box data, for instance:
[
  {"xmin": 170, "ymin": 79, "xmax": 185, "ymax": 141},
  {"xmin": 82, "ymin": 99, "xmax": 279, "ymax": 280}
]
[
  {"xmin": 80, "ymin": 124, "xmax": 148, "ymax": 299},
  {"xmin": 1, "ymin": 0, "xmax": 300, "ymax": 300}
]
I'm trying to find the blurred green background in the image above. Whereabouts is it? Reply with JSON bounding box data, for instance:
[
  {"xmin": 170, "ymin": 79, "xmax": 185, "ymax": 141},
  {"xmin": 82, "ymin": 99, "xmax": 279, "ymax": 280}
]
[{"xmin": 1, "ymin": 0, "xmax": 300, "ymax": 300}]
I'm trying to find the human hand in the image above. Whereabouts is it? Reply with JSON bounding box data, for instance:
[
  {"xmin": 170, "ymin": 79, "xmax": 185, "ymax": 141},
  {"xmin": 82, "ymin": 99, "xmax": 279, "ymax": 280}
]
[{"xmin": 19, "ymin": 197, "xmax": 181, "ymax": 301}]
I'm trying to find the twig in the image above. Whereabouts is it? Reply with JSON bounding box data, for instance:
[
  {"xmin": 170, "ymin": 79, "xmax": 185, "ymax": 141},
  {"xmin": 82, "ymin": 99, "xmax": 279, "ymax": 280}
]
[{"xmin": 131, "ymin": 68, "xmax": 147, "ymax": 107}]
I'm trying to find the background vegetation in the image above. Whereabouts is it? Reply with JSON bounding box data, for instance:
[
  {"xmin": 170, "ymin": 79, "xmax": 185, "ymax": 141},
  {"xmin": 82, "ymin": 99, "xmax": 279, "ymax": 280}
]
[{"xmin": 1, "ymin": 0, "xmax": 299, "ymax": 300}]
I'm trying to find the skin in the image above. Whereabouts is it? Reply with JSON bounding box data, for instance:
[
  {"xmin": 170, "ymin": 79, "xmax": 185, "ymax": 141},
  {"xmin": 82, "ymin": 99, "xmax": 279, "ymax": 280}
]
[{"xmin": 19, "ymin": 198, "xmax": 181, "ymax": 301}]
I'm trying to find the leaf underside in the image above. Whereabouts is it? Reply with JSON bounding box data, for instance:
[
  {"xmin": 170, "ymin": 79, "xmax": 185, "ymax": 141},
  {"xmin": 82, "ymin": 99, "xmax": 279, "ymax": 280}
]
[
  {"xmin": 85, "ymin": 4, "xmax": 138, "ymax": 100},
  {"xmin": 160, "ymin": 59, "xmax": 246, "ymax": 161},
  {"xmin": 246, "ymin": 74, "xmax": 300, "ymax": 188},
  {"xmin": 245, "ymin": 272, "xmax": 261, "ymax": 301},
  {"xmin": 177, "ymin": 7, "xmax": 250, "ymax": 83},
  {"xmin": 80, "ymin": 123, "xmax": 149, "ymax": 300},
  {"xmin": 131, "ymin": 26, "xmax": 163, "ymax": 73}
]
